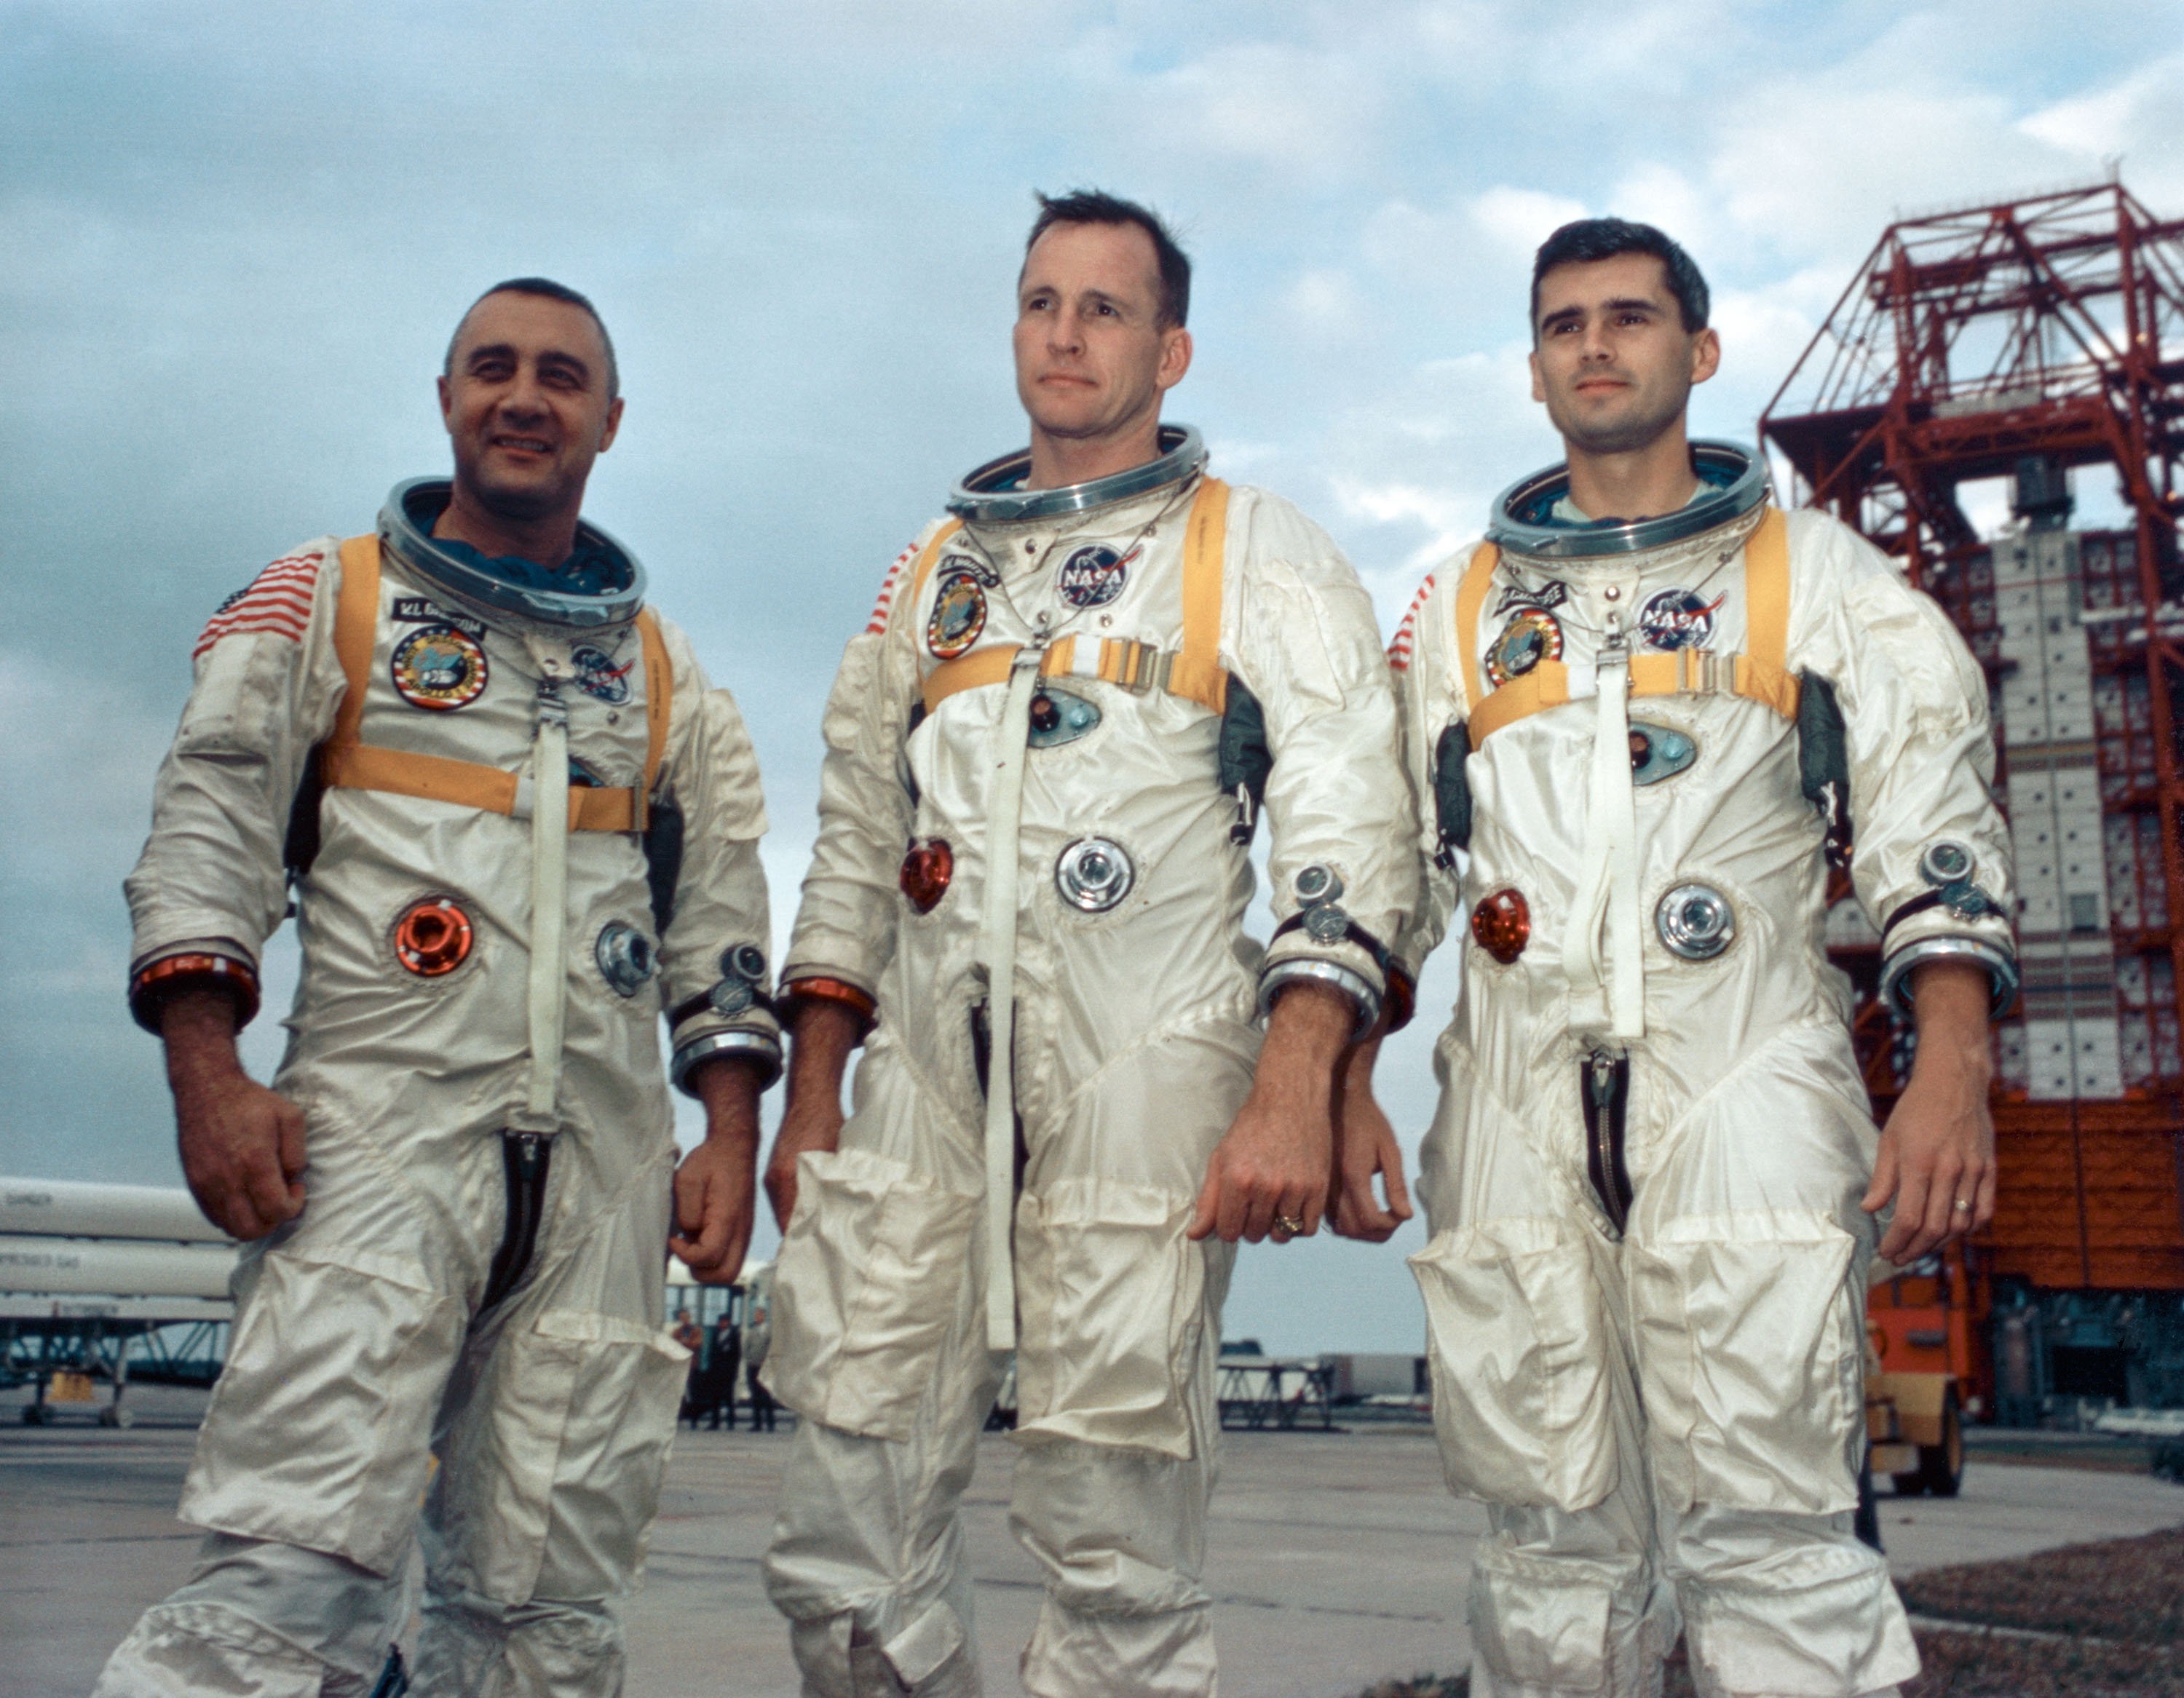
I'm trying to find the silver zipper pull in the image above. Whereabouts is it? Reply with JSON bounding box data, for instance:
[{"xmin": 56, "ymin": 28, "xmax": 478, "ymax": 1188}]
[{"xmin": 1588, "ymin": 1050, "xmax": 1618, "ymax": 1108}]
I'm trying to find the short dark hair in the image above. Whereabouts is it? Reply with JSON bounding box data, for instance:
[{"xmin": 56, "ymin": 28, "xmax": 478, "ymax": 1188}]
[
  {"xmin": 1530, "ymin": 218, "xmax": 1709, "ymax": 337},
  {"xmin": 446, "ymin": 277, "xmax": 620, "ymax": 397},
  {"xmin": 1025, "ymin": 189, "xmax": 1192, "ymax": 328}
]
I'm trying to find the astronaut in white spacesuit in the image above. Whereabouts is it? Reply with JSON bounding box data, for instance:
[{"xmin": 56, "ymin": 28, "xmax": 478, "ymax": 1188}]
[
  {"xmin": 1371, "ymin": 219, "xmax": 2017, "ymax": 1698},
  {"xmin": 98, "ymin": 279, "xmax": 780, "ymax": 1698},
  {"xmin": 757, "ymin": 191, "xmax": 1417, "ymax": 1697}
]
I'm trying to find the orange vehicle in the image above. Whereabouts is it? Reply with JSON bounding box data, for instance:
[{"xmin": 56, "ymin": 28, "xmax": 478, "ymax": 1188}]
[{"xmin": 1865, "ymin": 1245, "xmax": 1985, "ymax": 1496}]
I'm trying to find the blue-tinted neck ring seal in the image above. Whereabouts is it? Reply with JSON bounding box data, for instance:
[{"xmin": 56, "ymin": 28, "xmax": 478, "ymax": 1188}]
[
  {"xmin": 1486, "ymin": 440, "xmax": 1771, "ymax": 561},
  {"xmin": 379, "ymin": 477, "xmax": 646, "ymax": 630}
]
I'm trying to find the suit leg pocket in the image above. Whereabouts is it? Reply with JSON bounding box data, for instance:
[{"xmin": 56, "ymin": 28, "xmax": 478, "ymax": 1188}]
[
  {"xmin": 1409, "ymin": 1218, "xmax": 1617, "ymax": 1512},
  {"xmin": 181, "ymin": 1245, "xmax": 462, "ymax": 1574},
  {"xmin": 764, "ymin": 1147, "xmax": 981, "ymax": 1442},
  {"xmin": 435, "ymin": 1308, "xmax": 692, "ymax": 1605},
  {"xmin": 1629, "ymin": 1211, "xmax": 1862, "ymax": 1515},
  {"xmin": 1013, "ymin": 1178, "xmax": 1204, "ymax": 1458}
]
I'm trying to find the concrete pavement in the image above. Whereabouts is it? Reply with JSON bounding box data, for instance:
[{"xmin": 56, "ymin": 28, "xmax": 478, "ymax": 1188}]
[{"xmin": 5, "ymin": 1387, "xmax": 2183, "ymax": 1697}]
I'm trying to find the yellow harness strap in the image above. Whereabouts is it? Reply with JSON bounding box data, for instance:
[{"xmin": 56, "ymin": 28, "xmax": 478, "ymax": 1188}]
[
  {"xmin": 905, "ymin": 517, "xmax": 968, "ymax": 607},
  {"xmin": 1168, "ymin": 476, "xmax": 1230, "ymax": 712},
  {"xmin": 322, "ymin": 534, "xmax": 669, "ymax": 831},
  {"xmin": 917, "ymin": 478, "xmax": 1231, "ymax": 717},
  {"xmin": 1462, "ymin": 507, "xmax": 1799, "ymax": 748}
]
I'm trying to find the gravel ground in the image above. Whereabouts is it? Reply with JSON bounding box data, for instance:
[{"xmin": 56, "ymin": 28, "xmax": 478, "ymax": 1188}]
[
  {"xmin": 1362, "ymin": 1636, "xmax": 2184, "ymax": 1697},
  {"xmin": 1899, "ymin": 1525, "xmax": 2184, "ymax": 1643},
  {"xmin": 1360, "ymin": 1526, "xmax": 2184, "ymax": 1697}
]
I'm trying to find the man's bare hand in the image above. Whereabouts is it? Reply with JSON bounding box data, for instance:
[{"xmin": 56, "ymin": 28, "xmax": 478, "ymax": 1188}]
[
  {"xmin": 164, "ymin": 988, "xmax": 304, "ymax": 1240},
  {"xmin": 1863, "ymin": 960, "xmax": 1995, "ymax": 1264},
  {"xmin": 764, "ymin": 999, "xmax": 863, "ymax": 1231},
  {"xmin": 1191, "ymin": 980, "xmax": 1352, "ymax": 1245},
  {"xmin": 670, "ymin": 1055, "xmax": 764, "ymax": 1284},
  {"xmin": 1328, "ymin": 1036, "xmax": 1414, "ymax": 1242}
]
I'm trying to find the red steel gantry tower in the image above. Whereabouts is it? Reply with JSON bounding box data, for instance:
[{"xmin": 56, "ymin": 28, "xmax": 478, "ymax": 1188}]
[{"xmin": 1762, "ymin": 180, "xmax": 2184, "ymax": 1408}]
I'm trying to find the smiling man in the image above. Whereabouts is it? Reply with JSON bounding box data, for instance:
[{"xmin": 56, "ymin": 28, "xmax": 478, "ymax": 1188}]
[
  {"xmin": 98, "ymin": 279, "xmax": 780, "ymax": 1697},
  {"xmin": 756, "ymin": 191, "xmax": 1415, "ymax": 1697},
  {"xmin": 1371, "ymin": 219, "xmax": 2017, "ymax": 1697}
]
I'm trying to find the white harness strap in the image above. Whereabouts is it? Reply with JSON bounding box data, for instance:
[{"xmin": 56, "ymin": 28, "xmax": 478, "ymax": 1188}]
[
  {"xmin": 976, "ymin": 641, "xmax": 1048, "ymax": 1351},
  {"xmin": 513, "ymin": 667, "xmax": 571, "ymax": 1133},
  {"xmin": 1567, "ymin": 632, "xmax": 1646, "ymax": 1042}
]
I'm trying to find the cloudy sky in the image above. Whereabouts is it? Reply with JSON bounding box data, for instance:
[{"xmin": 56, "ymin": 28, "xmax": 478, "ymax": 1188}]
[{"xmin": 4, "ymin": 1, "xmax": 2180, "ymax": 1352}]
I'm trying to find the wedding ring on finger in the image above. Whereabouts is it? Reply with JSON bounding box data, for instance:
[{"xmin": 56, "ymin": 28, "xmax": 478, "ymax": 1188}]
[
  {"xmin": 1954, "ymin": 1199, "xmax": 1972, "ymax": 1212},
  {"xmin": 1273, "ymin": 1213, "xmax": 1305, "ymax": 1238}
]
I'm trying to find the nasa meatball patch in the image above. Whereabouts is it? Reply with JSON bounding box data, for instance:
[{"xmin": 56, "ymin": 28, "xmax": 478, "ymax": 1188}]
[
  {"xmin": 571, "ymin": 643, "xmax": 635, "ymax": 705},
  {"xmin": 1056, "ymin": 543, "xmax": 1138, "ymax": 608},
  {"xmin": 389, "ymin": 623, "xmax": 490, "ymax": 710},
  {"xmin": 1638, "ymin": 587, "xmax": 1724, "ymax": 652}
]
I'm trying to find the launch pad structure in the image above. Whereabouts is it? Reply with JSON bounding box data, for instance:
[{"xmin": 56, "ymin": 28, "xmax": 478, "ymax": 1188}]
[{"xmin": 1762, "ymin": 178, "xmax": 2184, "ymax": 1415}]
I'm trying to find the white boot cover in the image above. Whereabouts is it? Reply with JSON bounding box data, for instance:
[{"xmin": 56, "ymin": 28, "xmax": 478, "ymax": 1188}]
[
  {"xmin": 90, "ymin": 1533, "xmax": 408, "ymax": 1698},
  {"xmin": 411, "ymin": 1587, "xmax": 624, "ymax": 1698}
]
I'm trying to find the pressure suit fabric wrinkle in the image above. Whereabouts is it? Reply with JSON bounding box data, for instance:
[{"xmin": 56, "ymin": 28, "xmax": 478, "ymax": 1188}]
[
  {"xmin": 99, "ymin": 515, "xmax": 778, "ymax": 1698},
  {"xmin": 1391, "ymin": 487, "xmax": 2014, "ymax": 1698},
  {"xmin": 764, "ymin": 458, "xmax": 1417, "ymax": 1698}
]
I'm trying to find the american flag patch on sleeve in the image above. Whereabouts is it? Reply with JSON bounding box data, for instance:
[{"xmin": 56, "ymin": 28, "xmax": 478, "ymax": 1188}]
[
  {"xmin": 1387, "ymin": 572, "xmax": 1436, "ymax": 673},
  {"xmin": 194, "ymin": 551, "xmax": 325, "ymax": 659},
  {"xmin": 863, "ymin": 539, "xmax": 922, "ymax": 635}
]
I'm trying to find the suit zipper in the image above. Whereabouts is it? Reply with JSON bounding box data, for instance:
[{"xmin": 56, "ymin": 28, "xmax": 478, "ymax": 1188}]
[
  {"xmin": 481, "ymin": 1131, "xmax": 551, "ymax": 1312},
  {"xmin": 1582, "ymin": 1050, "xmax": 1634, "ymax": 1234}
]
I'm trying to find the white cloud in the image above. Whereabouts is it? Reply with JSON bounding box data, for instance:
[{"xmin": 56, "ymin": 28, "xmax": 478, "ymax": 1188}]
[
  {"xmin": 1469, "ymin": 185, "xmax": 1591, "ymax": 258},
  {"xmin": 2020, "ymin": 52, "xmax": 2184, "ymax": 203},
  {"xmin": 1610, "ymin": 162, "xmax": 1720, "ymax": 261},
  {"xmin": 1278, "ymin": 266, "xmax": 1366, "ymax": 338},
  {"xmin": 1142, "ymin": 39, "xmax": 1387, "ymax": 181}
]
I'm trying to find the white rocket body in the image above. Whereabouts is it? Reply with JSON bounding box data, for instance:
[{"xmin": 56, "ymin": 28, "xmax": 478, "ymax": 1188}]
[{"xmin": 0, "ymin": 1177, "xmax": 239, "ymax": 1301}]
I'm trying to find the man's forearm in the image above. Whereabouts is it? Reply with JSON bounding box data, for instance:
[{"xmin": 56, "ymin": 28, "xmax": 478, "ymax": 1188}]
[
  {"xmin": 162, "ymin": 985, "xmax": 247, "ymax": 1095},
  {"xmin": 1342, "ymin": 1028, "xmax": 1386, "ymax": 1096},
  {"xmin": 1256, "ymin": 981, "xmax": 1353, "ymax": 1099},
  {"xmin": 687, "ymin": 1054, "xmax": 765, "ymax": 1148},
  {"xmin": 784, "ymin": 998, "xmax": 863, "ymax": 1112},
  {"xmin": 1910, "ymin": 959, "xmax": 1993, "ymax": 1083}
]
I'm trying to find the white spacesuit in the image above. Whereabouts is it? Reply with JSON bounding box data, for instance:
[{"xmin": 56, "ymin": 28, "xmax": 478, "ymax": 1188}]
[
  {"xmin": 1390, "ymin": 443, "xmax": 2016, "ymax": 1698},
  {"xmin": 101, "ymin": 480, "xmax": 780, "ymax": 1697},
  {"xmin": 761, "ymin": 427, "xmax": 1417, "ymax": 1697}
]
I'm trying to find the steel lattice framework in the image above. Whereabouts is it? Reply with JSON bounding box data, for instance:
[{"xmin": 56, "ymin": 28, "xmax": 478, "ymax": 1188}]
[{"xmin": 1762, "ymin": 180, "xmax": 2184, "ymax": 1293}]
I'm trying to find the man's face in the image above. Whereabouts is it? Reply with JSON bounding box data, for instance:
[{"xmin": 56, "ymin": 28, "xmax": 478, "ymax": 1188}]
[
  {"xmin": 1529, "ymin": 253, "xmax": 1719, "ymax": 456},
  {"xmin": 438, "ymin": 290, "xmax": 623, "ymax": 524},
  {"xmin": 1013, "ymin": 221, "xmax": 1190, "ymax": 443}
]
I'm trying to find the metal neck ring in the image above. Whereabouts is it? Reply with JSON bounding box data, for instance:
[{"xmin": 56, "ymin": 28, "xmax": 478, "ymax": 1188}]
[
  {"xmin": 378, "ymin": 477, "xmax": 646, "ymax": 631},
  {"xmin": 1485, "ymin": 440, "xmax": 1772, "ymax": 561},
  {"xmin": 946, "ymin": 425, "xmax": 1207, "ymax": 525}
]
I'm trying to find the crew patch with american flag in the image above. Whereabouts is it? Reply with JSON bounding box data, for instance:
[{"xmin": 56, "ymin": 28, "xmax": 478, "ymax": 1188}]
[
  {"xmin": 1386, "ymin": 572, "xmax": 1436, "ymax": 673},
  {"xmin": 194, "ymin": 551, "xmax": 324, "ymax": 659},
  {"xmin": 864, "ymin": 539, "xmax": 922, "ymax": 635}
]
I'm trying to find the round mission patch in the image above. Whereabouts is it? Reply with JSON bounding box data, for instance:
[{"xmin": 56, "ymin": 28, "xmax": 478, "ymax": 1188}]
[
  {"xmin": 1484, "ymin": 605, "xmax": 1562, "ymax": 688},
  {"xmin": 389, "ymin": 624, "xmax": 489, "ymax": 710},
  {"xmin": 927, "ymin": 572, "xmax": 988, "ymax": 659}
]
